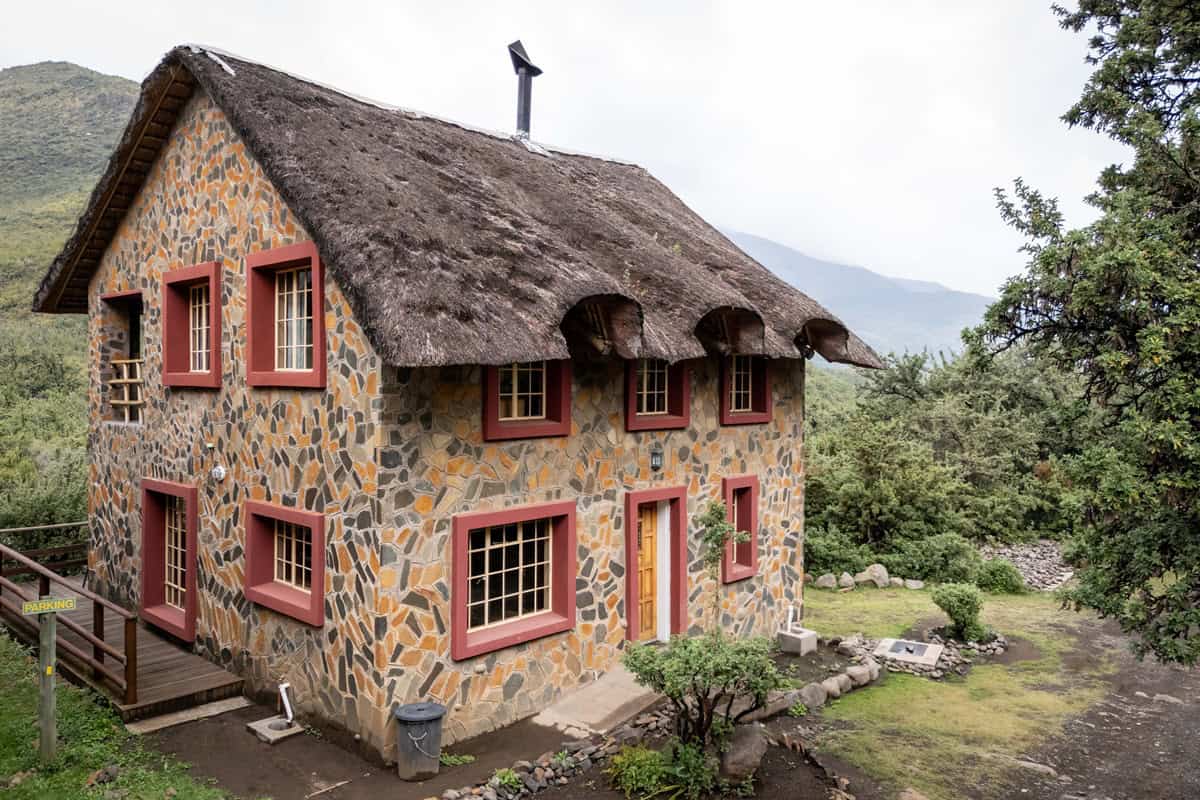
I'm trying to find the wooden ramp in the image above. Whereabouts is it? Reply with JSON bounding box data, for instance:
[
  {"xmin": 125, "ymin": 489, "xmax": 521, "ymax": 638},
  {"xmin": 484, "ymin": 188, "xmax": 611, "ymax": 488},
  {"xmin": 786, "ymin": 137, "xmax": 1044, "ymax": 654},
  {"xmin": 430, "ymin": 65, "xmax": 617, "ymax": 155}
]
[{"xmin": 1, "ymin": 539, "xmax": 243, "ymax": 722}]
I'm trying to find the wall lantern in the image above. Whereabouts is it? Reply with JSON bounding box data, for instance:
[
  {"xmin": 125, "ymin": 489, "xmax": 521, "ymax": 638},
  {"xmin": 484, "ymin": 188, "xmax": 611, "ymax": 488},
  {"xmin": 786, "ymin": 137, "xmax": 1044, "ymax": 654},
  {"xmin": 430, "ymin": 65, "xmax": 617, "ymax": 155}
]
[{"xmin": 649, "ymin": 443, "xmax": 664, "ymax": 472}]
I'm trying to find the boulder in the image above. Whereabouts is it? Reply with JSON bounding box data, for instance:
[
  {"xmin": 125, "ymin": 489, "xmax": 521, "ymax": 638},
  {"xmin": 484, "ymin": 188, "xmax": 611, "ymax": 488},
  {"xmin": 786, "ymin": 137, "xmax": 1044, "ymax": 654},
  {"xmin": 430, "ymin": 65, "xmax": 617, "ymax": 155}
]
[
  {"xmin": 820, "ymin": 676, "xmax": 843, "ymax": 699},
  {"xmin": 815, "ymin": 573, "xmax": 838, "ymax": 590},
  {"xmin": 889, "ymin": 577, "xmax": 904, "ymax": 587},
  {"xmin": 845, "ymin": 665, "xmax": 871, "ymax": 687},
  {"xmin": 853, "ymin": 570, "xmax": 872, "ymax": 585},
  {"xmin": 864, "ymin": 563, "xmax": 890, "ymax": 588},
  {"xmin": 834, "ymin": 673, "xmax": 853, "ymax": 693},
  {"xmin": 899, "ymin": 790, "xmax": 931, "ymax": 800},
  {"xmin": 798, "ymin": 682, "xmax": 827, "ymax": 709},
  {"xmin": 718, "ymin": 724, "xmax": 768, "ymax": 782},
  {"xmin": 865, "ymin": 658, "xmax": 881, "ymax": 681},
  {"xmin": 837, "ymin": 572, "xmax": 855, "ymax": 589},
  {"xmin": 903, "ymin": 579, "xmax": 925, "ymax": 590}
]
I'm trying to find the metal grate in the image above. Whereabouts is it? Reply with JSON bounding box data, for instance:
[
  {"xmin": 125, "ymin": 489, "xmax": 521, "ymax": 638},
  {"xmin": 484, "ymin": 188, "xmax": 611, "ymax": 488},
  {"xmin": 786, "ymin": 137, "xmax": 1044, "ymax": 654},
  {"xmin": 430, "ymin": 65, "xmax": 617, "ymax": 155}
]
[
  {"xmin": 164, "ymin": 495, "xmax": 187, "ymax": 610},
  {"xmin": 466, "ymin": 517, "xmax": 551, "ymax": 630},
  {"xmin": 498, "ymin": 362, "xmax": 546, "ymax": 421},
  {"xmin": 275, "ymin": 267, "xmax": 313, "ymax": 371}
]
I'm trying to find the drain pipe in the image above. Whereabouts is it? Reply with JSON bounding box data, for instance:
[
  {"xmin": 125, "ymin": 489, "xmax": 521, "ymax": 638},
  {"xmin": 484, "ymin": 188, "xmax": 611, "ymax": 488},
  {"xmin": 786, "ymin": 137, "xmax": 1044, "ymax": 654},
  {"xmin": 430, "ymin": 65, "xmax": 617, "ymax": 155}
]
[{"xmin": 279, "ymin": 682, "xmax": 295, "ymax": 726}]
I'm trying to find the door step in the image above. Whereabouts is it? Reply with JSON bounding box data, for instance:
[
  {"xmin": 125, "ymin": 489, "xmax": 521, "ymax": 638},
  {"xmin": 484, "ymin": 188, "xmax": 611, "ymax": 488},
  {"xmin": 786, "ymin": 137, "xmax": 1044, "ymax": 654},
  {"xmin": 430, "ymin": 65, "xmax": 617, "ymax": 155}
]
[{"xmin": 125, "ymin": 696, "xmax": 252, "ymax": 735}]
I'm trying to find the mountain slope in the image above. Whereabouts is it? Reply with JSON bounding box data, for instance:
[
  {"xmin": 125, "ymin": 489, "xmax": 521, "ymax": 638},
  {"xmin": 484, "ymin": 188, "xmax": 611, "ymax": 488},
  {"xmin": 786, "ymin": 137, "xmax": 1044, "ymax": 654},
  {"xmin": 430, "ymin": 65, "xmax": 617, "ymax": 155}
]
[{"xmin": 727, "ymin": 230, "xmax": 993, "ymax": 356}]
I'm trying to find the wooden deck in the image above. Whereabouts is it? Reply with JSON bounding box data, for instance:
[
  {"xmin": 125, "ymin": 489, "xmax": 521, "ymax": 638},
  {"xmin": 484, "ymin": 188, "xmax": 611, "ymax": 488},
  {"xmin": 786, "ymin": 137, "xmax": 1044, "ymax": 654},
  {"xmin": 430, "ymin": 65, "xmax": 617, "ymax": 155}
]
[{"xmin": 0, "ymin": 577, "xmax": 243, "ymax": 721}]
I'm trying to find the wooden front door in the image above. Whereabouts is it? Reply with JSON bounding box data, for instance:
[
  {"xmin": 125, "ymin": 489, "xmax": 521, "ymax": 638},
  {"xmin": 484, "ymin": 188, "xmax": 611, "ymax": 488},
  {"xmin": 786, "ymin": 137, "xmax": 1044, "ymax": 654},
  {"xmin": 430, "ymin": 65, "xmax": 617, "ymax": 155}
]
[{"xmin": 637, "ymin": 503, "xmax": 657, "ymax": 641}]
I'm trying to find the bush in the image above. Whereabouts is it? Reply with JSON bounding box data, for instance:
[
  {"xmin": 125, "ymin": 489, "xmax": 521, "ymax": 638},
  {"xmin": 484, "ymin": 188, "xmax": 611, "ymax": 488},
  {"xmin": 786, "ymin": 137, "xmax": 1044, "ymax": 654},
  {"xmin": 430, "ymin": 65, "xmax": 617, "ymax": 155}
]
[
  {"xmin": 932, "ymin": 583, "xmax": 986, "ymax": 642},
  {"xmin": 623, "ymin": 632, "xmax": 786, "ymax": 746},
  {"xmin": 879, "ymin": 532, "xmax": 981, "ymax": 583},
  {"xmin": 607, "ymin": 745, "xmax": 668, "ymax": 799},
  {"xmin": 664, "ymin": 740, "xmax": 716, "ymax": 800},
  {"xmin": 975, "ymin": 558, "xmax": 1026, "ymax": 593},
  {"xmin": 803, "ymin": 525, "xmax": 875, "ymax": 576}
]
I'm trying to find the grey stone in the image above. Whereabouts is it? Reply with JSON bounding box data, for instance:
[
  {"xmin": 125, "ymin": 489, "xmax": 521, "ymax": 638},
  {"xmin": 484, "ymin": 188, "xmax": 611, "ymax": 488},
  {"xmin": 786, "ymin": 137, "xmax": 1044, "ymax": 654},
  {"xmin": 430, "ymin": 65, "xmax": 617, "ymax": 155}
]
[
  {"xmin": 903, "ymin": 579, "xmax": 925, "ymax": 590},
  {"xmin": 853, "ymin": 570, "xmax": 872, "ymax": 585},
  {"xmin": 889, "ymin": 577, "xmax": 904, "ymax": 587},
  {"xmin": 1154, "ymin": 693, "xmax": 1184, "ymax": 705},
  {"xmin": 837, "ymin": 572, "xmax": 855, "ymax": 589},
  {"xmin": 815, "ymin": 573, "xmax": 838, "ymax": 590},
  {"xmin": 834, "ymin": 673, "xmax": 853, "ymax": 693},
  {"xmin": 718, "ymin": 724, "xmax": 768, "ymax": 782},
  {"xmin": 798, "ymin": 682, "xmax": 827, "ymax": 709},
  {"xmin": 820, "ymin": 677, "xmax": 843, "ymax": 699},
  {"xmin": 845, "ymin": 665, "xmax": 871, "ymax": 687},
  {"xmin": 864, "ymin": 563, "xmax": 890, "ymax": 588}
]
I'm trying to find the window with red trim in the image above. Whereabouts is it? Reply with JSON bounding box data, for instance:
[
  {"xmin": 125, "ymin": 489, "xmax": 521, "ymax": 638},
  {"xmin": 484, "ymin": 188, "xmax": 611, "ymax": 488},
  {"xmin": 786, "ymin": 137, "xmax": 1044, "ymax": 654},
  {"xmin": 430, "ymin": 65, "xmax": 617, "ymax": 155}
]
[
  {"xmin": 482, "ymin": 360, "xmax": 572, "ymax": 440},
  {"xmin": 625, "ymin": 359, "xmax": 690, "ymax": 431},
  {"xmin": 720, "ymin": 355, "xmax": 771, "ymax": 425},
  {"xmin": 722, "ymin": 475, "xmax": 760, "ymax": 582},
  {"xmin": 451, "ymin": 500, "xmax": 577, "ymax": 660},
  {"xmin": 244, "ymin": 500, "xmax": 325, "ymax": 626},
  {"xmin": 246, "ymin": 241, "xmax": 326, "ymax": 388},
  {"xmin": 163, "ymin": 261, "xmax": 221, "ymax": 388},
  {"xmin": 140, "ymin": 478, "xmax": 197, "ymax": 641}
]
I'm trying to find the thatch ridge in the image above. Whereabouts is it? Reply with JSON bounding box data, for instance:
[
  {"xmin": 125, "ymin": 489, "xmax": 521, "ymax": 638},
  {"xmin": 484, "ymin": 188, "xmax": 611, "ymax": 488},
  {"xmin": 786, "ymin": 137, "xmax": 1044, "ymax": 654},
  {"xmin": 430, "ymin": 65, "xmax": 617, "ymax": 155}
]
[{"xmin": 34, "ymin": 45, "xmax": 884, "ymax": 370}]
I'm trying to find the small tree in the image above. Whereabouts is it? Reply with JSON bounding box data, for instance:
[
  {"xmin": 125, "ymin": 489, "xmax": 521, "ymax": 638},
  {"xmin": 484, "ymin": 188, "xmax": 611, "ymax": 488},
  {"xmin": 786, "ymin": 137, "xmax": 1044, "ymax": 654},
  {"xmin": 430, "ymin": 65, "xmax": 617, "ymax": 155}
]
[
  {"xmin": 694, "ymin": 500, "xmax": 747, "ymax": 631},
  {"xmin": 932, "ymin": 583, "xmax": 986, "ymax": 642}
]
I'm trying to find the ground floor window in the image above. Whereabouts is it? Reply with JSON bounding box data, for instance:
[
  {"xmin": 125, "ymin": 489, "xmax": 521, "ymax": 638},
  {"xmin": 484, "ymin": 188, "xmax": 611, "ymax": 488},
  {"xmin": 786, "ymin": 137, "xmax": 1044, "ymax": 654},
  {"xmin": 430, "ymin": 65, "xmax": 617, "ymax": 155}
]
[
  {"xmin": 451, "ymin": 500, "xmax": 577, "ymax": 660},
  {"xmin": 245, "ymin": 501, "xmax": 325, "ymax": 626},
  {"xmin": 140, "ymin": 478, "xmax": 197, "ymax": 641}
]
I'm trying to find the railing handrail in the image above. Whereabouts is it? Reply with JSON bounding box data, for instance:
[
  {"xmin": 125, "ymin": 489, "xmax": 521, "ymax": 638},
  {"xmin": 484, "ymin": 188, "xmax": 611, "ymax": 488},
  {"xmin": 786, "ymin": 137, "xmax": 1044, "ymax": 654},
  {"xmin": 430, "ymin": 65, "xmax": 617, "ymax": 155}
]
[
  {"xmin": 0, "ymin": 544, "xmax": 133, "ymax": 620},
  {"xmin": 0, "ymin": 521, "xmax": 88, "ymax": 535}
]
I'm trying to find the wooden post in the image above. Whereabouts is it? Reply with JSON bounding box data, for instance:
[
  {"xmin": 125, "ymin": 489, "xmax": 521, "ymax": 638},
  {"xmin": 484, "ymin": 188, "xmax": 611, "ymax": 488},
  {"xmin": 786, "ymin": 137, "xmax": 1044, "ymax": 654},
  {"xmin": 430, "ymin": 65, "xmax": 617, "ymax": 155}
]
[
  {"xmin": 123, "ymin": 616, "xmax": 137, "ymax": 705},
  {"xmin": 38, "ymin": 574, "xmax": 50, "ymax": 598},
  {"xmin": 93, "ymin": 603, "xmax": 105, "ymax": 679},
  {"xmin": 38, "ymin": 611, "xmax": 57, "ymax": 762}
]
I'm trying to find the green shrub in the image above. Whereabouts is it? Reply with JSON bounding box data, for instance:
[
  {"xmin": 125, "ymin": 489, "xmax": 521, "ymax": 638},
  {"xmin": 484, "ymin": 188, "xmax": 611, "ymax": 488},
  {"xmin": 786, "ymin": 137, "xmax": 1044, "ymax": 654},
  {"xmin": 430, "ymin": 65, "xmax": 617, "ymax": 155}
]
[
  {"xmin": 932, "ymin": 583, "xmax": 986, "ymax": 642},
  {"xmin": 439, "ymin": 752, "xmax": 476, "ymax": 767},
  {"xmin": 879, "ymin": 532, "xmax": 981, "ymax": 583},
  {"xmin": 664, "ymin": 740, "xmax": 716, "ymax": 800},
  {"xmin": 804, "ymin": 525, "xmax": 875, "ymax": 576},
  {"xmin": 975, "ymin": 558, "xmax": 1026, "ymax": 593},
  {"xmin": 787, "ymin": 701, "xmax": 808, "ymax": 717},
  {"xmin": 607, "ymin": 745, "xmax": 668, "ymax": 799},
  {"xmin": 623, "ymin": 632, "xmax": 786, "ymax": 746},
  {"xmin": 493, "ymin": 768, "xmax": 523, "ymax": 792}
]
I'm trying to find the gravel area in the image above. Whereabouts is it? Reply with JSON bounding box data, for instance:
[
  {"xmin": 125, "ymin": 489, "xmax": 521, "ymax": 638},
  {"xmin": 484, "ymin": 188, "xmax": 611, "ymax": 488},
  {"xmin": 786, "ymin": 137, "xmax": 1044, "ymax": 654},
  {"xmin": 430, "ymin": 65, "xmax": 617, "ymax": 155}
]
[{"xmin": 980, "ymin": 539, "xmax": 1073, "ymax": 591}]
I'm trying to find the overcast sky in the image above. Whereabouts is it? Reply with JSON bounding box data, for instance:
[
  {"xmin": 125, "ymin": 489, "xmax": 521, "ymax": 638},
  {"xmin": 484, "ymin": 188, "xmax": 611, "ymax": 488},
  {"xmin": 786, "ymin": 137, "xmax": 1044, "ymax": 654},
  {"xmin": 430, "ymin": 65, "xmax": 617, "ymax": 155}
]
[{"xmin": 2, "ymin": 1, "xmax": 1127, "ymax": 296}]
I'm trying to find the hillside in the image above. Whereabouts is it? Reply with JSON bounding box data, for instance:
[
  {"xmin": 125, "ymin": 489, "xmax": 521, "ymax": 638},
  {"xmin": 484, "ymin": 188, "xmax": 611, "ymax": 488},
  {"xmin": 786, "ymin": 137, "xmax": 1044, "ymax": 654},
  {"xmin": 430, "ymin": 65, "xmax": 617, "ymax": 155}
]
[
  {"xmin": 0, "ymin": 62, "xmax": 138, "ymax": 527},
  {"xmin": 727, "ymin": 231, "xmax": 993, "ymax": 356}
]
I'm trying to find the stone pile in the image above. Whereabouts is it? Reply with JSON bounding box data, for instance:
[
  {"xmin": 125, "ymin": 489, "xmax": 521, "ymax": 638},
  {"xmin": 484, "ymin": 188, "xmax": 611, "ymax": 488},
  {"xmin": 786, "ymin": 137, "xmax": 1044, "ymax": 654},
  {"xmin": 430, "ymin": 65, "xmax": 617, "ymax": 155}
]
[
  {"xmin": 812, "ymin": 564, "xmax": 924, "ymax": 592},
  {"xmin": 870, "ymin": 631, "xmax": 1008, "ymax": 680},
  {"xmin": 979, "ymin": 540, "xmax": 1073, "ymax": 591}
]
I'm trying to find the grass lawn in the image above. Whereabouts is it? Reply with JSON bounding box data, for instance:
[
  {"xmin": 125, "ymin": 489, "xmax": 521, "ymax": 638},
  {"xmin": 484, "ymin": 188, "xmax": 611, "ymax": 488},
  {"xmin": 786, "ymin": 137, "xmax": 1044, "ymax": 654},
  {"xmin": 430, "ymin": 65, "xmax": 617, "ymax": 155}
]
[
  {"xmin": 0, "ymin": 631, "xmax": 228, "ymax": 799},
  {"xmin": 803, "ymin": 587, "xmax": 1115, "ymax": 800}
]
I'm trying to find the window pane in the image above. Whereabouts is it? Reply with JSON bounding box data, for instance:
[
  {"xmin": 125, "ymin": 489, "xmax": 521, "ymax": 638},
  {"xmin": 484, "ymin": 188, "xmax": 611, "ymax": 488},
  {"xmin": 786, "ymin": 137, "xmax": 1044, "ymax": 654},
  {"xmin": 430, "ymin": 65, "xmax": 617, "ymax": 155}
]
[{"xmin": 465, "ymin": 515, "xmax": 556, "ymax": 631}]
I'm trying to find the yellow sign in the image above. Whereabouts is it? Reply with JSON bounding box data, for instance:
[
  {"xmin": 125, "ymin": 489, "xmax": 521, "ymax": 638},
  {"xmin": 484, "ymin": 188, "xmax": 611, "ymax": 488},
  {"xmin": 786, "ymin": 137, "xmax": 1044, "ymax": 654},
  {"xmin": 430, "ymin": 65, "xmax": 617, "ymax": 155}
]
[{"xmin": 21, "ymin": 597, "xmax": 76, "ymax": 615}]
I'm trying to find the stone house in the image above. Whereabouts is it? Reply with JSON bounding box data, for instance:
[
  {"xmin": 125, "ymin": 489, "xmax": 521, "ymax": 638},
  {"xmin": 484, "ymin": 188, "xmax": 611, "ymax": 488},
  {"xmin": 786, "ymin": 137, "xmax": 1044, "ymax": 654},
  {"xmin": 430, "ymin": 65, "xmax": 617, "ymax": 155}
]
[{"xmin": 32, "ymin": 45, "xmax": 881, "ymax": 759}]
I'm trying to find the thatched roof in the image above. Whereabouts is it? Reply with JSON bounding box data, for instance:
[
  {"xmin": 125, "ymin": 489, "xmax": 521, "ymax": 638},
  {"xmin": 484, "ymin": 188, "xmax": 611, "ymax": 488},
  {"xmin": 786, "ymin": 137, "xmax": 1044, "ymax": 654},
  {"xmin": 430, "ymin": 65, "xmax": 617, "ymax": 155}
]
[{"xmin": 33, "ymin": 45, "xmax": 883, "ymax": 369}]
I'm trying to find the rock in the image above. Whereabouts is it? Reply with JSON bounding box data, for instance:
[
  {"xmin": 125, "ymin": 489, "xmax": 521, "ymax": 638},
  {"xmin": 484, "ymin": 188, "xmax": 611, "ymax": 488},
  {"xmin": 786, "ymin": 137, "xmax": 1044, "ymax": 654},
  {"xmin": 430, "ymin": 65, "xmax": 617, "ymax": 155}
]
[
  {"xmin": 799, "ymin": 682, "xmax": 828, "ymax": 709},
  {"xmin": 853, "ymin": 570, "xmax": 872, "ymax": 585},
  {"xmin": 1012, "ymin": 758, "xmax": 1058, "ymax": 777},
  {"xmin": 1154, "ymin": 693, "xmax": 1184, "ymax": 705},
  {"xmin": 718, "ymin": 724, "xmax": 768, "ymax": 782},
  {"xmin": 838, "ymin": 572, "xmax": 855, "ymax": 589},
  {"xmin": 903, "ymin": 579, "xmax": 925, "ymax": 590},
  {"xmin": 864, "ymin": 563, "xmax": 890, "ymax": 588},
  {"xmin": 86, "ymin": 767, "xmax": 120, "ymax": 787},
  {"xmin": 890, "ymin": 577, "xmax": 904, "ymax": 587},
  {"xmin": 821, "ymin": 676, "xmax": 843, "ymax": 699},
  {"xmin": 815, "ymin": 573, "xmax": 838, "ymax": 590},
  {"xmin": 845, "ymin": 665, "xmax": 871, "ymax": 687},
  {"xmin": 834, "ymin": 673, "xmax": 853, "ymax": 693},
  {"xmin": 865, "ymin": 658, "xmax": 880, "ymax": 681},
  {"xmin": 899, "ymin": 790, "xmax": 931, "ymax": 800}
]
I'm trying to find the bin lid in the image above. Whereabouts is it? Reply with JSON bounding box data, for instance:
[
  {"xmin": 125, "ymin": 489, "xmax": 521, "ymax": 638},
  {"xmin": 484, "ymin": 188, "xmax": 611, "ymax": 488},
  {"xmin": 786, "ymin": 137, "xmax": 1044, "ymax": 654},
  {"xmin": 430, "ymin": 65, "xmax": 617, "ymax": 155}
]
[{"xmin": 394, "ymin": 701, "xmax": 447, "ymax": 723}]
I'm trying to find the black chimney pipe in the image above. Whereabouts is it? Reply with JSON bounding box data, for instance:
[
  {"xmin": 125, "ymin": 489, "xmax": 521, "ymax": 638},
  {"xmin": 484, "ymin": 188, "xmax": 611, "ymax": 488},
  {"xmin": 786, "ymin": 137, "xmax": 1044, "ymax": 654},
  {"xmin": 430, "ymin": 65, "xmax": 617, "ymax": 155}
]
[{"xmin": 507, "ymin": 40, "xmax": 542, "ymax": 138}]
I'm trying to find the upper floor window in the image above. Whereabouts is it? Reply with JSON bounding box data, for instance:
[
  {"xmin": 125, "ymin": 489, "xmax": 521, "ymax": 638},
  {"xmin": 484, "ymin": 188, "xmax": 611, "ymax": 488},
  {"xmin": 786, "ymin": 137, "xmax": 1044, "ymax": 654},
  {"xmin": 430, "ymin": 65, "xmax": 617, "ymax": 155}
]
[
  {"xmin": 483, "ymin": 360, "xmax": 571, "ymax": 440},
  {"xmin": 163, "ymin": 261, "xmax": 221, "ymax": 388},
  {"xmin": 100, "ymin": 290, "xmax": 145, "ymax": 423},
  {"xmin": 246, "ymin": 241, "xmax": 326, "ymax": 389},
  {"xmin": 245, "ymin": 500, "xmax": 325, "ymax": 626},
  {"xmin": 720, "ymin": 355, "xmax": 771, "ymax": 425},
  {"xmin": 625, "ymin": 359, "xmax": 690, "ymax": 432}
]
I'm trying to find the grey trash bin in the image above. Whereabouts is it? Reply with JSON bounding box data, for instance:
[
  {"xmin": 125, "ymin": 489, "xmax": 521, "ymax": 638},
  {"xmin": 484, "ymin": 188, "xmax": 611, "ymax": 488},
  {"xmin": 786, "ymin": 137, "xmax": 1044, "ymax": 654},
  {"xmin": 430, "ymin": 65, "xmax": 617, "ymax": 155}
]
[{"xmin": 394, "ymin": 701, "xmax": 447, "ymax": 780}]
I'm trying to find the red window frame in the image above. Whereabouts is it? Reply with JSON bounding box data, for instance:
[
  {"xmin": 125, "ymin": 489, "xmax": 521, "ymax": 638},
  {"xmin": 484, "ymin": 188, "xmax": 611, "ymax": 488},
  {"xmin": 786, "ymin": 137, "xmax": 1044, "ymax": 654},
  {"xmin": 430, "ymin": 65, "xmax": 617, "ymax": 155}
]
[
  {"xmin": 623, "ymin": 486, "xmax": 689, "ymax": 641},
  {"xmin": 721, "ymin": 475, "xmax": 760, "ymax": 583},
  {"xmin": 625, "ymin": 360, "xmax": 691, "ymax": 432},
  {"xmin": 140, "ymin": 478, "xmax": 198, "ymax": 642},
  {"xmin": 244, "ymin": 500, "xmax": 326, "ymax": 626},
  {"xmin": 450, "ymin": 500, "xmax": 577, "ymax": 660},
  {"xmin": 246, "ymin": 241, "xmax": 326, "ymax": 389},
  {"xmin": 162, "ymin": 261, "xmax": 222, "ymax": 388},
  {"xmin": 481, "ymin": 361, "xmax": 572, "ymax": 441},
  {"xmin": 719, "ymin": 356, "xmax": 772, "ymax": 425}
]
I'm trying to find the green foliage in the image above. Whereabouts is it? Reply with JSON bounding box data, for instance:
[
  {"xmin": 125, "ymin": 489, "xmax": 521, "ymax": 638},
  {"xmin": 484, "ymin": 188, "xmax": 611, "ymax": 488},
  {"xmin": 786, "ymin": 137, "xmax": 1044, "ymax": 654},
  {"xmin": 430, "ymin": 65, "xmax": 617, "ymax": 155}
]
[
  {"xmin": 662, "ymin": 740, "xmax": 716, "ymax": 800},
  {"xmin": 607, "ymin": 746, "xmax": 668, "ymax": 799},
  {"xmin": 878, "ymin": 533, "xmax": 981, "ymax": 584},
  {"xmin": 606, "ymin": 741, "xmax": 716, "ymax": 800},
  {"xmin": 969, "ymin": 1, "xmax": 1200, "ymax": 664},
  {"xmin": 975, "ymin": 559, "xmax": 1026, "ymax": 594},
  {"xmin": 787, "ymin": 701, "xmax": 808, "ymax": 718},
  {"xmin": 551, "ymin": 750, "xmax": 572, "ymax": 769},
  {"xmin": 439, "ymin": 752, "xmax": 476, "ymax": 767},
  {"xmin": 623, "ymin": 632, "xmax": 786, "ymax": 747},
  {"xmin": 493, "ymin": 767, "xmax": 523, "ymax": 791},
  {"xmin": 932, "ymin": 583, "xmax": 986, "ymax": 642},
  {"xmin": 803, "ymin": 525, "xmax": 874, "ymax": 577}
]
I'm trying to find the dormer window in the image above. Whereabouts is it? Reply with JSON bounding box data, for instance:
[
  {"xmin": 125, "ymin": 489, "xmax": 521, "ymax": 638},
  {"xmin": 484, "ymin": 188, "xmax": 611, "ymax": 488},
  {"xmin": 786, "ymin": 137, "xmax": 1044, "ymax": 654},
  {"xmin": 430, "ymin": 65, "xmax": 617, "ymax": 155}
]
[
  {"xmin": 625, "ymin": 358, "xmax": 690, "ymax": 432},
  {"xmin": 163, "ymin": 261, "xmax": 221, "ymax": 388},
  {"xmin": 483, "ymin": 360, "xmax": 571, "ymax": 440},
  {"xmin": 246, "ymin": 241, "xmax": 326, "ymax": 389},
  {"xmin": 720, "ymin": 355, "xmax": 771, "ymax": 425}
]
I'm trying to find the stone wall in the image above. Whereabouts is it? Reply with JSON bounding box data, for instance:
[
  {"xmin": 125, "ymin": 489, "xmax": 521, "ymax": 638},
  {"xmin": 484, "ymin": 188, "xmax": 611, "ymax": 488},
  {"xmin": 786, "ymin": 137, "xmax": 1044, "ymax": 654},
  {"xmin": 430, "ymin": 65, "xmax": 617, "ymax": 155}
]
[{"xmin": 374, "ymin": 357, "xmax": 807, "ymax": 751}]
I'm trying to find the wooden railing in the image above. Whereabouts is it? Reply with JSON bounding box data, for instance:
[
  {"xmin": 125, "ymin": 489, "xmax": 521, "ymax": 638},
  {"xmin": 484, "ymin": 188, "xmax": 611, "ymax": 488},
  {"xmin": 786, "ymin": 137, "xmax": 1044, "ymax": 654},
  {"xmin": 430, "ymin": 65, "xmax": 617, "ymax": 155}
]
[
  {"xmin": 110, "ymin": 358, "xmax": 144, "ymax": 423},
  {"xmin": 0, "ymin": 541, "xmax": 137, "ymax": 704},
  {"xmin": 0, "ymin": 521, "xmax": 89, "ymax": 578}
]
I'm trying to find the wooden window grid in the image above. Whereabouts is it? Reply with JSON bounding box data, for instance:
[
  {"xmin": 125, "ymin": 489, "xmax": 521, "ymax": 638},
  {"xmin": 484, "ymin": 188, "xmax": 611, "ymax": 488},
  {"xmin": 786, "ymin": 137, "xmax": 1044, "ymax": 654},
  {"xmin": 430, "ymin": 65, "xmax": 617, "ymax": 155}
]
[
  {"xmin": 188, "ymin": 283, "xmax": 210, "ymax": 372},
  {"xmin": 164, "ymin": 495, "xmax": 187, "ymax": 610},
  {"xmin": 636, "ymin": 358, "xmax": 670, "ymax": 415},
  {"xmin": 730, "ymin": 354, "xmax": 754, "ymax": 413},
  {"xmin": 498, "ymin": 361, "xmax": 546, "ymax": 421},
  {"xmin": 109, "ymin": 359, "xmax": 144, "ymax": 423},
  {"xmin": 466, "ymin": 517, "xmax": 551, "ymax": 631},
  {"xmin": 274, "ymin": 518, "xmax": 313, "ymax": 592},
  {"xmin": 275, "ymin": 267, "xmax": 314, "ymax": 371}
]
